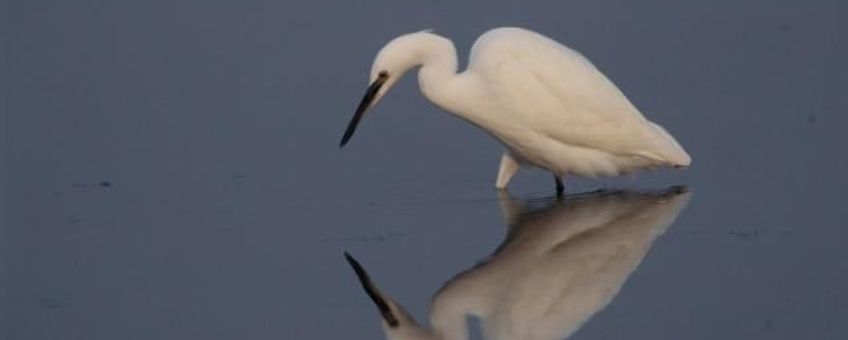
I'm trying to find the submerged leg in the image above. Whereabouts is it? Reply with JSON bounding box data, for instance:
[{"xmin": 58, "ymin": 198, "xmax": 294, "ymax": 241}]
[
  {"xmin": 554, "ymin": 175, "xmax": 564, "ymax": 196},
  {"xmin": 495, "ymin": 152, "xmax": 520, "ymax": 190},
  {"xmin": 496, "ymin": 189, "xmax": 521, "ymax": 226}
]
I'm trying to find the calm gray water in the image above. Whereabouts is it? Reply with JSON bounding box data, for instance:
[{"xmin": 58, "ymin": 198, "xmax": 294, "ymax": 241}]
[{"xmin": 3, "ymin": 1, "xmax": 847, "ymax": 339}]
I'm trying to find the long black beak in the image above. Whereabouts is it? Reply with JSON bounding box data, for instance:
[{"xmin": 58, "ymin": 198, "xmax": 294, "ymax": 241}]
[
  {"xmin": 340, "ymin": 74, "xmax": 388, "ymax": 148},
  {"xmin": 343, "ymin": 252, "xmax": 400, "ymax": 327}
]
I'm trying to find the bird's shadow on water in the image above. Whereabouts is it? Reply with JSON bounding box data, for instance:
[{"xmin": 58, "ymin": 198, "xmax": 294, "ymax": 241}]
[{"xmin": 343, "ymin": 185, "xmax": 692, "ymax": 339}]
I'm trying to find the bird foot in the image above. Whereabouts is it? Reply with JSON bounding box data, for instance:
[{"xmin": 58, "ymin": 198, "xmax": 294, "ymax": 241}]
[{"xmin": 554, "ymin": 176, "xmax": 564, "ymax": 197}]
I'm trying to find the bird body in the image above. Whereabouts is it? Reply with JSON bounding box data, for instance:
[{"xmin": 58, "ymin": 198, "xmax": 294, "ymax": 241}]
[{"xmin": 341, "ymin": 28, "xmax": 690, "ymax": 192}]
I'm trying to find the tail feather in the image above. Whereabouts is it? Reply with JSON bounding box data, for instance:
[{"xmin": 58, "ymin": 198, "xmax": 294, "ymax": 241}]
[{"xmin": 647, "ymin": 122, "xmax": 691, "ymax": 167}]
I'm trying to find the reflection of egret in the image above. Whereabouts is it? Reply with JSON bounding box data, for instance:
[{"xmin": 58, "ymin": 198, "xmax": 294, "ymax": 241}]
[
  {"xmin": 340, "ymin": 27, "xmax": 691, "ymax": 194},
  {"xmin": 345, "ymin": 186, "xmax": 691, "ymax": 340}
]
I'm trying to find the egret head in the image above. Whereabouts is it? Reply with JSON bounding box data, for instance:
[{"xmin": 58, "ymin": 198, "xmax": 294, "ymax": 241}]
[{"xmin": 340, "ymin": 31, "xmax": 440, "ymax": 147}]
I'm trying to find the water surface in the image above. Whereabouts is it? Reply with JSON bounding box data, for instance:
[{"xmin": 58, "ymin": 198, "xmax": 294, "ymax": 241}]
[{"xmin": 3, "ymin": 1, "xmax": 847, "ymax": 339}]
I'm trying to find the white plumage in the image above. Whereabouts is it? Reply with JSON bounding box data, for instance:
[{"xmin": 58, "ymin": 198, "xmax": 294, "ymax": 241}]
[
  {"xmin": 344, "ymin": 187, "xmax": 691, "ymax": 340},
  {"xmin": 341, "ymin": 27, "xmax": 690, "ymax": 192}
]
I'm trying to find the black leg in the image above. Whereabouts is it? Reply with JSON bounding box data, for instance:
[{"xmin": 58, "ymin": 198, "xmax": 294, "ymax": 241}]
[{"xmin": 554, "ymin": 176, "xmax": 564, "ymax": 196}]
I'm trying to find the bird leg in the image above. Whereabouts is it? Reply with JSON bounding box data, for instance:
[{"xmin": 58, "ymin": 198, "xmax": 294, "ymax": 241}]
[
  {"xmin": 496, "ymin": 189, "xmax": 521, "ymax": 226},
  {"xmin": 554, "ymin": 176, "xmax": 564, "ymax": 197},
  {"xmin": 496, "ymin": 152, "xmax": 520, "ymax": 190}
]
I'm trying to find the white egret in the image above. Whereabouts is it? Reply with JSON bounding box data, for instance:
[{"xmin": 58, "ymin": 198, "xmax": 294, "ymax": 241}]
[
  {"xmin": 340, "ymin": 27, "xmax": 691, "ymax": 194},
  {"xmin": 344, "ymin": 187, "xmax": 691, "ymax": 340}
]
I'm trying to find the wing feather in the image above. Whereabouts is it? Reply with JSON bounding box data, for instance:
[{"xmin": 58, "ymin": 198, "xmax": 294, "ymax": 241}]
[{"xmin": 471, "ymin": 29, "xmax": 661, "ymax": 158}]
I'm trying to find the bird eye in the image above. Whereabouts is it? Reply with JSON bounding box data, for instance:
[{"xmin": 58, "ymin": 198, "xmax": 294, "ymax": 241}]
[{"xmin": 378, "ymin": 71, "xmax": 389, "ymax": 78}]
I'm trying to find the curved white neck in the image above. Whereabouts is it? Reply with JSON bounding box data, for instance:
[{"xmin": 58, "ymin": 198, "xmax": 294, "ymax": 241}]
[{"xmin": 412, "ymin": 36, "xmax": 461, "ymax": 112}]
